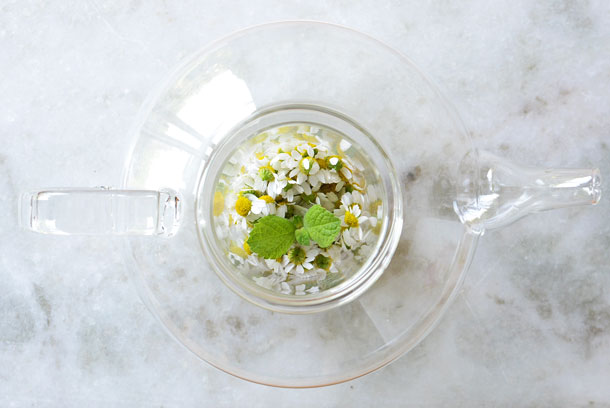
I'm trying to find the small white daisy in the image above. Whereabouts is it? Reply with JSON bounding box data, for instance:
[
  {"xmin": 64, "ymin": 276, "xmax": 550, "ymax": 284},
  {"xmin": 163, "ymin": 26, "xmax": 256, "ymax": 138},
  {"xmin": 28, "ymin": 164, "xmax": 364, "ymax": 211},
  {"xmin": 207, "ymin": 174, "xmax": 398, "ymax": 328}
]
[
  {"xmin": 284, "ymin": 246, "xmax": 318, "ymax": 275},
  {"xmin": 284, "ymin": 182, "xmax": 304, "ymax": 202},
  {"xmin": 289, "ymin": 155, "xmax": 320, "ymax": 186},
  {"xmin": 250, "ymin": 195, "xmax": 276, "ymax": 215},
  {"xmin": 266, "ymin": 170, "xmax": 289, "ymax": 198},
  {"xmin": 334, "ymin": 192, "xmax": 370, "ymax": 247}
]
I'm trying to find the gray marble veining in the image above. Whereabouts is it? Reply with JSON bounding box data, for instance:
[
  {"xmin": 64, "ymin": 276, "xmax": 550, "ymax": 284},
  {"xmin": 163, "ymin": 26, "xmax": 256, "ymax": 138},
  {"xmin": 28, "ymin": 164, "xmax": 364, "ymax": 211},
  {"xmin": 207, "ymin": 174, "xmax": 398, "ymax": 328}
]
[{"xmin": 1, "ymin": 1, "xmax": 609, "ymax": 406}]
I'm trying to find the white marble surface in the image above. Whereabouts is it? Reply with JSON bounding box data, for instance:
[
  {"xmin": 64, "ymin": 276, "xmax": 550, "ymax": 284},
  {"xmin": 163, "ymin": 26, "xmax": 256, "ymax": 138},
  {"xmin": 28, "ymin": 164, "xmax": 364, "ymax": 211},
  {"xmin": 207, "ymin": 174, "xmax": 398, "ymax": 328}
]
[{"xmin": 1, "ymin": 1, "xmax": 610, "ymax": 406}]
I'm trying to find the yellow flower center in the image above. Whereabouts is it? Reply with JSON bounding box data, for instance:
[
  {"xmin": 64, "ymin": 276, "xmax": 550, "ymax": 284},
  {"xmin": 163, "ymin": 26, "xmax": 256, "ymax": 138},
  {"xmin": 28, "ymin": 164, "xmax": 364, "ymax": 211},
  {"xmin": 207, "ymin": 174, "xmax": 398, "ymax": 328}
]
[
  {"xmin": 235, "ymin": 196, "xmax": 252, "ymax": 216},
  {"xmin": 288, "ymin": 247, "xmax": 307, "ymax": 265},
  {"xmin": 259, "ymin": 195, "xmax": 275, "ymax": 203},
  {"xmin": 344, "ymin": 211, "xmax": 359, "ymax": 228},
  {"xmin": 213, "ymin": 191, "xmax": 225, "ymax": 216},
  {"xmin": 243, "ymin": 241, "xmax": 252, "ymax": 255}
]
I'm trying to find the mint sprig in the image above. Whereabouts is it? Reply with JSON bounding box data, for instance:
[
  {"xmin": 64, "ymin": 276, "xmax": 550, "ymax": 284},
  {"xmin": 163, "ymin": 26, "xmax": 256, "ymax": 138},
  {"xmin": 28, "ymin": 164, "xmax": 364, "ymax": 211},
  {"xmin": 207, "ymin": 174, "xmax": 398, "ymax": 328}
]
[
  {"xmin": 247, "ymin": 205, "xmax": 341, "ymax": 258},
  {"xmin": 303, "ymin": 205, "xmax": 341, "ymax": 248},
  {"xmin": 247, "ymin": 215, "xmax": 295, "ymax": 259}
]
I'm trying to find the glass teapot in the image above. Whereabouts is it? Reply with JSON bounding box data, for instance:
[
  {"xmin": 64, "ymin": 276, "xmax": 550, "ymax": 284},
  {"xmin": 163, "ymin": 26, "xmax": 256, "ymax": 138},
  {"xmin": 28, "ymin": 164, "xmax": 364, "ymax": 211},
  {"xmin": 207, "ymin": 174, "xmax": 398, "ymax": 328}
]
[{"xmin": 19, "ymin": 22, "xmax": 601, "ymax": 387}]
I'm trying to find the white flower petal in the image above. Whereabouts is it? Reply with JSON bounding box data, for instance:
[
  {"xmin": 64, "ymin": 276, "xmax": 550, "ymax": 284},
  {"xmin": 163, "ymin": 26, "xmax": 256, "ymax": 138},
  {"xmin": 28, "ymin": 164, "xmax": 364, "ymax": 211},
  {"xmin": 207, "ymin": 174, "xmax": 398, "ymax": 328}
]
[
  {"xmin": 308, "ymin": 174, "xmax": 319, "ymax": 187},
  {"xmin": 281, "ymin": 282, "xmax": 291, "ymax": 293},
  {"xmin": 254, "ymin": 178, "xmax": 268, "ymax": 192},
  {"xmin": 340, "ymin": 167, "xmax": 352, "ymax": 180},
  {"xmin": 301, "ymin": 182, "xmax": 311, "ymax": 195},
  {"xmin": 310, "ymin": 161, "xmax": 320, "ymax": 175},
  {"xmin": 339, "ymin": 139, "xmax": 351, "ymax": 152},
  {"xmin": 342, "ymin": 193, "xmax": 352, "ymax": 206}
]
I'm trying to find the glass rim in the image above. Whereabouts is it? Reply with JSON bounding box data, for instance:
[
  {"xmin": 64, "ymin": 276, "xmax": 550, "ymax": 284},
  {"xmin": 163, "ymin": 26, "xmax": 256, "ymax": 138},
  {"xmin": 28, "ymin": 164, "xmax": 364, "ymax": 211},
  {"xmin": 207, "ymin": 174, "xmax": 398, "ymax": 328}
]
[{"xmin": 195, "ymin": 103, "xmax": 404, "ymax": 313}]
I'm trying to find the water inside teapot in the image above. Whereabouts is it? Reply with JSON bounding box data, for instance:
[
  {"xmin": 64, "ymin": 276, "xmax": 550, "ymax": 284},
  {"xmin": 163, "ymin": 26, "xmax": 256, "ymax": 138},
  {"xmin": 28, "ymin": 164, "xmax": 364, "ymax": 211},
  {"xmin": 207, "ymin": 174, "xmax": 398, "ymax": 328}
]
[{"xmin": 211, "ymin": 123, "xmax": 387, "ymax": 296}]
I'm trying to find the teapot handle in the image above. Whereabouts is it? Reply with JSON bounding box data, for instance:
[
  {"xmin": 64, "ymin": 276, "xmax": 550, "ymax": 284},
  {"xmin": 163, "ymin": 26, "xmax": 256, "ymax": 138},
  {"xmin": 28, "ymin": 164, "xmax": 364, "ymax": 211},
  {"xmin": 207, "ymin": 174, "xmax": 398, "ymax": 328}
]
[{"xmin": 19, "ymin": 187, "xmax": 181, "ymax": 236}]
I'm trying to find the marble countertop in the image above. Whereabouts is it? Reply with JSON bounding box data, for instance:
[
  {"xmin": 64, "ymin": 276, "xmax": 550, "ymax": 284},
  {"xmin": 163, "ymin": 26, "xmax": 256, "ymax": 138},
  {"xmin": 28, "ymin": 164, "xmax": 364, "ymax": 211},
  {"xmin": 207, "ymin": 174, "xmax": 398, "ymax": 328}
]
[{"xmin": 2, "ymin": 1, "xmax": 609, "ymax": 406}]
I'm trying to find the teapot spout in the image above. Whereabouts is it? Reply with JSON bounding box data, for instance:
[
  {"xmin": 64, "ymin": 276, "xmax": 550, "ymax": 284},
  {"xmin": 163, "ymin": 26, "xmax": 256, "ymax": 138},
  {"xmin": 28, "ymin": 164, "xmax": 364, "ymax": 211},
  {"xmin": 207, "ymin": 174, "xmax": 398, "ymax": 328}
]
[{"xmin": 455, "ymin": 150, "xmax": 602, "ymax": 233}]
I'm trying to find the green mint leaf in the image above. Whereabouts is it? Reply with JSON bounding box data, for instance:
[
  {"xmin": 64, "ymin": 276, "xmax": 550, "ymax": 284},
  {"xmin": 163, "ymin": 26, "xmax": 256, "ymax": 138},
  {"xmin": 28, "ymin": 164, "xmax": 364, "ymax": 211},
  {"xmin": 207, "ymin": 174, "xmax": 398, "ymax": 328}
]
[
  {"xmin": 247, "ymin": 215, "xmax": 295, "ymax": 259},
  {"xmin": 303, "ymin": 204, "xmax": 341, "ymax": 248},
  {"xmin": 295, "ymin": 227, "xmax": 310, "ymax": 246}
]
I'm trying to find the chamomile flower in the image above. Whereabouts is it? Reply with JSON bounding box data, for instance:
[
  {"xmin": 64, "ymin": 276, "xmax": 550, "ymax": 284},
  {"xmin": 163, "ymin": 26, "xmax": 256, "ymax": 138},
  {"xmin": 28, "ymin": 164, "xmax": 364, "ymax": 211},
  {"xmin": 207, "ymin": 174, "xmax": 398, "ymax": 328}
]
[
  {"xmin": 283, "ymin": 182, "xmax": 304, "ymax": 202},
  {"xmin": 250, "ymin": 195, "xmax": 276, "ymax": 215},
  {"xmin": 269, "ymin": 152, "xmax": 294, "ymax": 170},
  {"xmin": 266, "ymin": 170, "xmax": 289, "ymax": 198},
  {"xmin": 295, "ymin": 142, "xmax": 316, "ymax": 158},
  {"xmin": 284, "ymin": 246, "xmax": 318, "ymax": 275},
  {"xmin": 265, "ymin": 258, "xmax": 286, "ymax": 276},
  {"xmin": 335, "ymin": 191, "xmax": 370, "ymax": 247},
  {"xmin": 289, "ymin": 155, "xmax": 320, "ymax": 186},
  {"xmin": 313, "ymin": 253, "xmax": 338, "ymax": 273},
  {"xmin": 253, "ymin": 176, "xmax": 268, "ymax": 193}
]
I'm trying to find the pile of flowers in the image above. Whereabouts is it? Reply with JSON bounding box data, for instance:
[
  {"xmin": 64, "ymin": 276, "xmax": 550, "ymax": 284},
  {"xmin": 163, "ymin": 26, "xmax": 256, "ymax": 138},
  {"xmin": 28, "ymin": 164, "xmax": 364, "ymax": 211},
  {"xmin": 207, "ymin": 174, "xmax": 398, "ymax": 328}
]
[{"xmin": 213, "ymin": 124, "xmax": 383, "ymax": 295}]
